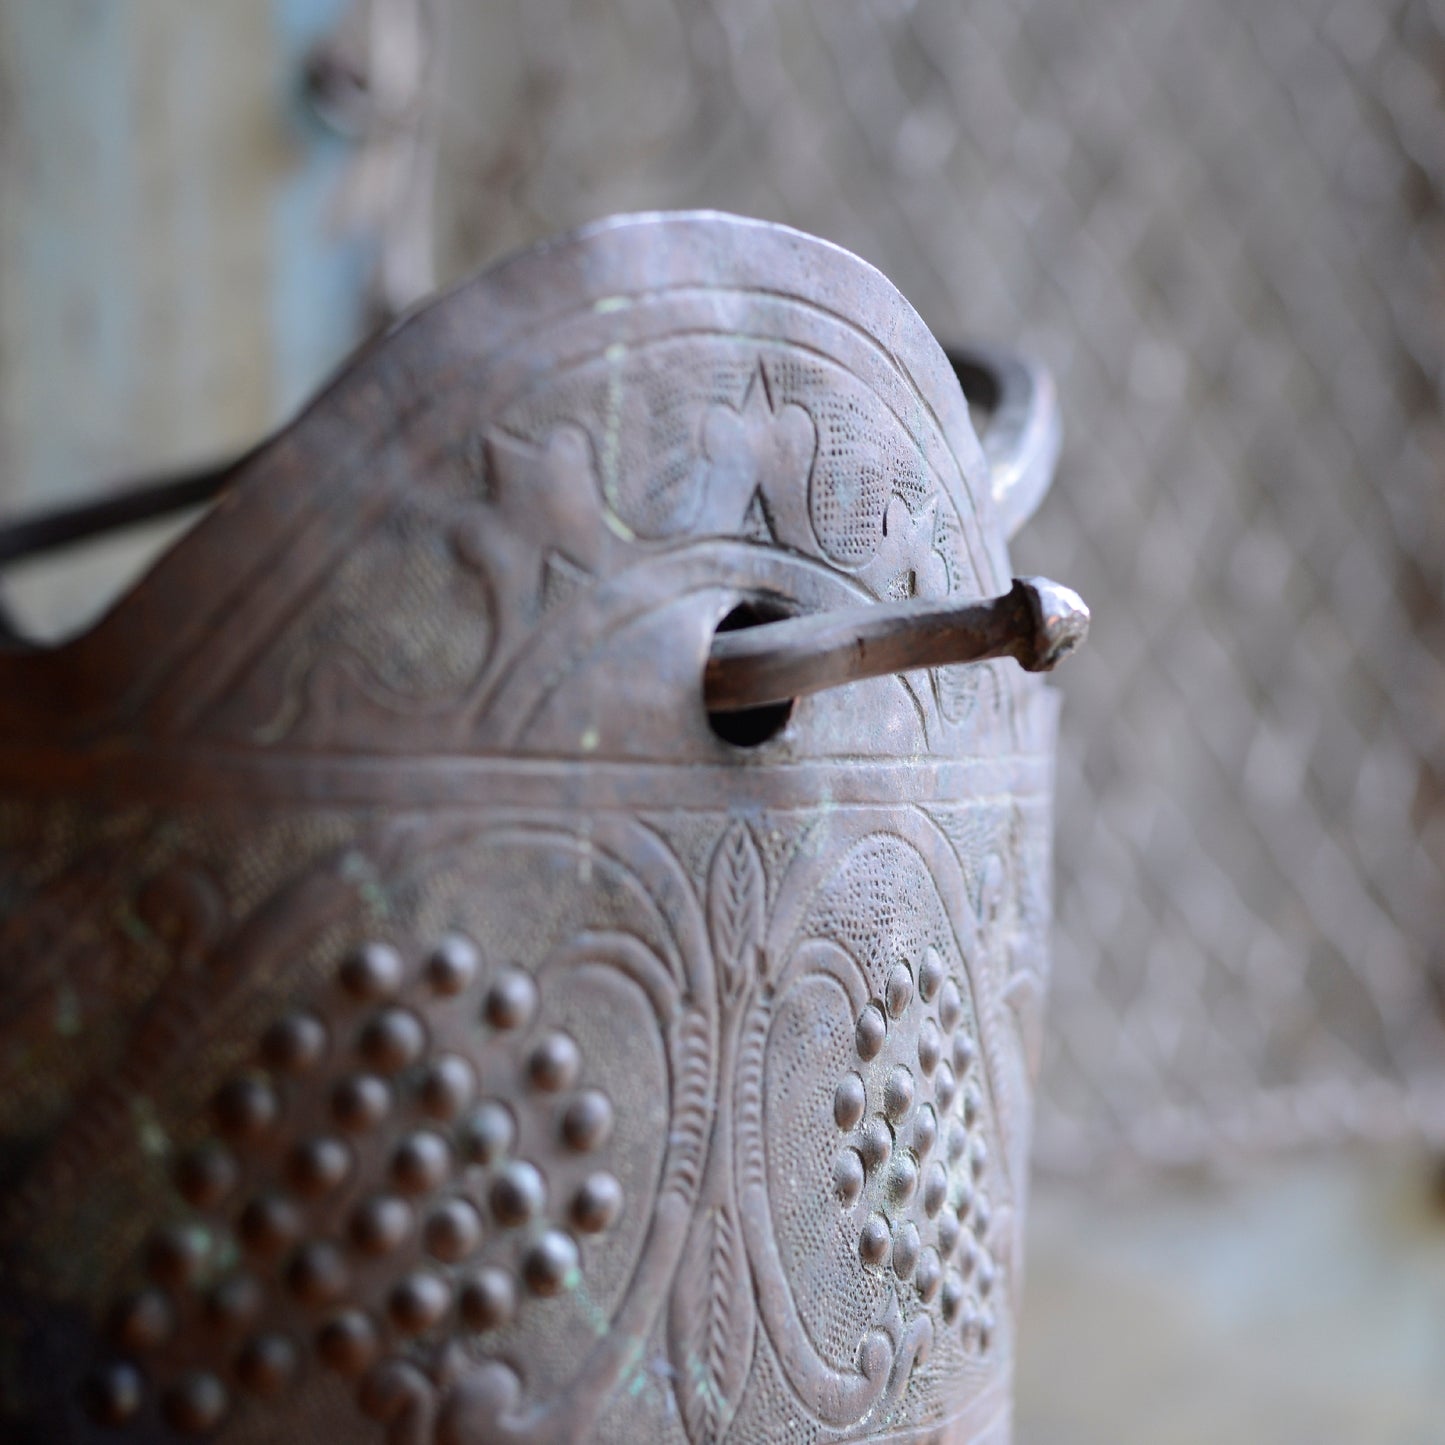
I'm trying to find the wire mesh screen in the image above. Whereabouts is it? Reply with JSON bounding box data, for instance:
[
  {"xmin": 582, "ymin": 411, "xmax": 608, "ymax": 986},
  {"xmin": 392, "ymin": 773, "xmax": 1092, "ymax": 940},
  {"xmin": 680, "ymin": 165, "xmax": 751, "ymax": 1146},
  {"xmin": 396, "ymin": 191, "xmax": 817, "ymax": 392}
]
[{"xmin": 416, "ymin": 0, "xmax": 1445, "ymax": 1172}]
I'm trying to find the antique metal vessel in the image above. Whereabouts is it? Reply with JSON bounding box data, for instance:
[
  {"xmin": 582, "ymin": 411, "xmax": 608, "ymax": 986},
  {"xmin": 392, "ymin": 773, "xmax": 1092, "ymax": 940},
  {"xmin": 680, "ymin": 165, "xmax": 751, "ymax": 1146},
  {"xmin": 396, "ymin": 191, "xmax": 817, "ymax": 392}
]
[{"xmin": 0, "ymin": 213, "xmax": 1083, "ymax": 1442}]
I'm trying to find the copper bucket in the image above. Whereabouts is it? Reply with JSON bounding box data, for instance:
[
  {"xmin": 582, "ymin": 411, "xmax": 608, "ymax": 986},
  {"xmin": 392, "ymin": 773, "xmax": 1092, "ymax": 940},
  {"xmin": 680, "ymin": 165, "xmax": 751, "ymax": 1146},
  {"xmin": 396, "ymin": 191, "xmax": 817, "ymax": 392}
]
[{"xmin": 0, "ymin": 213, "xmax": 1084, "ymax": 1443}]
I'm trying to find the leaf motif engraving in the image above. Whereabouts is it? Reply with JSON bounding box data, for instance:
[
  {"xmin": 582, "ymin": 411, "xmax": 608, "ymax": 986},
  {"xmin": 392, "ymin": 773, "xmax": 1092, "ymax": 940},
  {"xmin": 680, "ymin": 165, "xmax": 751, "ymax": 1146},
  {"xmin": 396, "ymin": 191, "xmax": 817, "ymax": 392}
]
[
  {"xmin": 707, "ymin": 822, "xmax": 766, "ymax": 1006},
  {"xmin": 665, "ymin": 1009, "xmax": 714, "ymax": 1203},
  {"xmin": 697, "ymin": 362, "xmax": 818, "ymax": 549},
  {"xmin": 670, "ymin": 1202, "xmax": 756, "ymax": 1444}
]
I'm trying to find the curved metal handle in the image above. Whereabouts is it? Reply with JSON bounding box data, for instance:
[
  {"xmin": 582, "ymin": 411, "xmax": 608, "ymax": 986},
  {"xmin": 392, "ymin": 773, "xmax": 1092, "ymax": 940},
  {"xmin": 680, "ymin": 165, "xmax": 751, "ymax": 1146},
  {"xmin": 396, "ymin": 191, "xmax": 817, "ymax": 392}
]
[
  {"xmin": 705, "ymin": 576, "xmax": 1088, "ymax": 714},
  {"xmin": 0, "ymin": 459, "xmax": 243, "ymax": 570},
  {"xmin": 946, "ymin": 344, "xmax": 1061, "ymax": 540}
]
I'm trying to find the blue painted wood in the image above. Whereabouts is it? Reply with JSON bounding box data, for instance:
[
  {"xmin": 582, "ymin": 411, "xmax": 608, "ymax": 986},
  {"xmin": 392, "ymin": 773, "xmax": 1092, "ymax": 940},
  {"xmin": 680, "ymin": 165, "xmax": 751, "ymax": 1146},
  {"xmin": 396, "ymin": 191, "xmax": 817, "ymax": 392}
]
[
  {"xmin": 0, "ymin": 0, "xmax": 378, "ymax": 635},
  {"xmin": 269, "ymin": 0, "xmax": 378, "ymax": 416},
  {"xmin": 0, "ymin": 0, "xmax": 375, "ymax": 514}
]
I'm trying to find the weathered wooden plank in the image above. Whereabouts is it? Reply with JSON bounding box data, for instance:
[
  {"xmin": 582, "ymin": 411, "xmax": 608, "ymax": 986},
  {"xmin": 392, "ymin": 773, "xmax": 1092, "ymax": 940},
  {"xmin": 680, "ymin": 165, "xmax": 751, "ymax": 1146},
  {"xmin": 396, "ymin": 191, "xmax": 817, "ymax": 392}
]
[{"xmin": 0, "ymin": 0, "xmax": 372, "ymax": 636}]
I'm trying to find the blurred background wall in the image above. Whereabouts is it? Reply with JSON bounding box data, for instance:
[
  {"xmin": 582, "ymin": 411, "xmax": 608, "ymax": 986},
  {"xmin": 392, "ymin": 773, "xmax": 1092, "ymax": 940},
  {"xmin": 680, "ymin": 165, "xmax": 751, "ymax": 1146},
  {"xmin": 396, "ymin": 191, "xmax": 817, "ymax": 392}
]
[{"xmin": 2, "ymin": 1, "xmax": 1444, "ymax": 1439}]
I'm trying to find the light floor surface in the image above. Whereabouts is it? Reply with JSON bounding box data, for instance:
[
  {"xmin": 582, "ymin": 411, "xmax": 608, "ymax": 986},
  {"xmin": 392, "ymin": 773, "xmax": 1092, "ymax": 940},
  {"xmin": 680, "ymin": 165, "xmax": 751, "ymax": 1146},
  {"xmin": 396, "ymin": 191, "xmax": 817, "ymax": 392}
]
[{"xmin": 1016, "ymin": 1153, "xmax": 1445, "ymax": 1445}]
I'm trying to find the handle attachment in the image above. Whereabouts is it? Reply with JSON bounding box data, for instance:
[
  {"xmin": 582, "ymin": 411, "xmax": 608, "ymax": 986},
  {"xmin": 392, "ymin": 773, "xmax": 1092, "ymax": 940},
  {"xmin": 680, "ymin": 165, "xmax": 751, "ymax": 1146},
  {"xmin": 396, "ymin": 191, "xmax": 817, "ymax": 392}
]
[
  {"xmin": 947, "ymin": 344, "xmax": 1061, "ymax": 540},
  {"xmin": 705, "ymin": 576, "xmax": 1088, "ymax": 714}
]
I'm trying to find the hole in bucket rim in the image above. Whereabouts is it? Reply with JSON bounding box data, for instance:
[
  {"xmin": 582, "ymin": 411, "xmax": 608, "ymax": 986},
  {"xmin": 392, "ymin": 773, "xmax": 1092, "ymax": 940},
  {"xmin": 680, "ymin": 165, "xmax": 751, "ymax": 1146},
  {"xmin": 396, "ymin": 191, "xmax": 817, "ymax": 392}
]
[{"xmin": 706, "ymin": 599, "xmax": 795, "ymax": 748}]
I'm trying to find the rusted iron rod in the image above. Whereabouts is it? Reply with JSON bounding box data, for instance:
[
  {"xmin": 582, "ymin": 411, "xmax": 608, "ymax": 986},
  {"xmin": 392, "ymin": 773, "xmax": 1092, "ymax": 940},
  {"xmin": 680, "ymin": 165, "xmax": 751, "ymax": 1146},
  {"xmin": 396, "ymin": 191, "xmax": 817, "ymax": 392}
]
[
  {"xmin": 0, "ymin": 459, "xmax": 242, "ymax": 568},
  {"xmin": 704, "ymin": 576, "xmax": 1088, "ymax": 713}
]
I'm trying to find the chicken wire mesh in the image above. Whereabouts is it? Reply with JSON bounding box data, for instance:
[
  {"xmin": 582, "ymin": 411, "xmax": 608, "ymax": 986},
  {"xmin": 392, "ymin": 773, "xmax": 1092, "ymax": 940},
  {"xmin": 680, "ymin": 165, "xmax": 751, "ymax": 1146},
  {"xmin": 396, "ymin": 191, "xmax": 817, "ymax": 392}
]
[{"xmin": 379, "ymin": 0, "xmax": 1445, "ymax": 1173}]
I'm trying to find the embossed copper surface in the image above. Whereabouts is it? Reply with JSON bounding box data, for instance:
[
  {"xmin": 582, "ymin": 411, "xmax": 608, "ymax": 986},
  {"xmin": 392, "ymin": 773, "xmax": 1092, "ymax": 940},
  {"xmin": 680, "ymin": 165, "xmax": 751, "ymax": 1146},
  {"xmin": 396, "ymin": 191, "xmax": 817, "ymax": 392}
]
[{"xmin": 0, "ymin": 213, "xmax": 1076, "ymax": 1442}]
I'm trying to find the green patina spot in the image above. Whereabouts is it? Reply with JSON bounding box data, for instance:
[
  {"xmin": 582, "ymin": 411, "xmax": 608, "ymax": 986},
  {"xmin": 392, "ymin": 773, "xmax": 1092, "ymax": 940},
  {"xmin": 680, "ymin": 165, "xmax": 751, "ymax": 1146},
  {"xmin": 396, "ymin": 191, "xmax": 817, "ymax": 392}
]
[
  {"xmin": 211, "ymin": 1232, "xmax": 239, "ymax": 1276},
  {"xmin": 129, "ymin": 1095, "xmax": 170, "ymax": 1157},
  {"xmin": 120, "ymin": 912, "xmax": 152, "ymax": 945},
  {"xmin": 339, "ymin": 850, "xmax": 373, "ymax": 883},
  {"xmin": 53, "ymin": 985, "xmax": 81, "ymax": 1037},
  {"xmin": 359, "ymin": 880, "xmax": 390, "ymax": 916}
]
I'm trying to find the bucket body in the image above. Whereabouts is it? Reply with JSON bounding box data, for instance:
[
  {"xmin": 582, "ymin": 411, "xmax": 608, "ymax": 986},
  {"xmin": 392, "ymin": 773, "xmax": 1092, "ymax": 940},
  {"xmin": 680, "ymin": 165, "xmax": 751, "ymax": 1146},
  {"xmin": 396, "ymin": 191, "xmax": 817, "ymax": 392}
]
[{"xmin": 0, "ymin": 214, "xmax": 1059, "ymax": 1443}]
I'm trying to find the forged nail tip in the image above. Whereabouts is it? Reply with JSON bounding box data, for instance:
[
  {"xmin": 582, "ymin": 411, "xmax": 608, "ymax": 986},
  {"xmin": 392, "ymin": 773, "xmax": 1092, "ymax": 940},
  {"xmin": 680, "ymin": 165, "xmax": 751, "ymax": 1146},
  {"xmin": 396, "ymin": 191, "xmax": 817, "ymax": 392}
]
[{"xmin": 1017, "ymin": 576, "xmax": 1090, "ymax": 671}]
